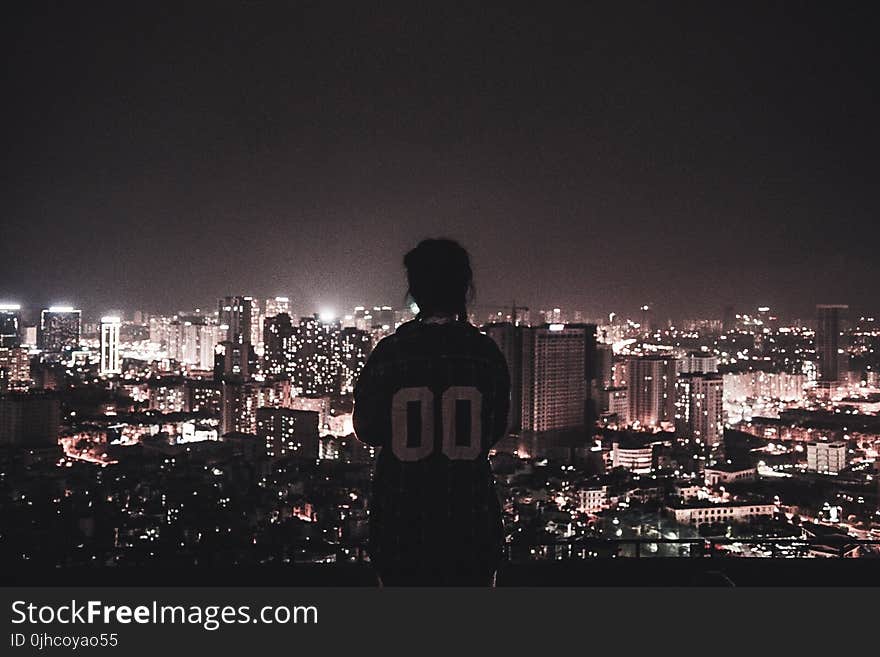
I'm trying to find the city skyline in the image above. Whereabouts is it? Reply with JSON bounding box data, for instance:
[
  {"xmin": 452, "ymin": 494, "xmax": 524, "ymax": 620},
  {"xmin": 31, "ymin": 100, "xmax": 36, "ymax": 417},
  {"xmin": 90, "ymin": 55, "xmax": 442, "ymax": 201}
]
[
  {"xmin": 0, "ymin": 297, "xmax": 868, "ymax": 328},
  {"xmin": 4, "ymin": 283, "xmax": 879, "ymax": 572}
]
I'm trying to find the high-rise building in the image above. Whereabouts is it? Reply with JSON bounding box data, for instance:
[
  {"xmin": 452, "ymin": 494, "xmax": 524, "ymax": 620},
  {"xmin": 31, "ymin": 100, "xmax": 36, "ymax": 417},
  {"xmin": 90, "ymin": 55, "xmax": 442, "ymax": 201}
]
[
  {"xmin": 262, "ymin": 296, "xmax": 292, "ymax": 344},
  {"xmin": 595, "ymin": 342, "xmax": 614, "ymax": 389},
  {"xmin": 38, "ymin": 306, "xmax": 82, "ymax": 354},
  {"xmin": 263, "ymin": 312, "xmax": 294, "ymax": 379},
  {"xmin": 0, "ymin": 346, "xmax": 30, "ymax": 392},
  {"xmin": 339, "ymin": 327, "xmax": 372, "ymax": 394},
  {"xmin": 0, "ymin": 391, "xmax": 60, "ymax": 446},
  {"xmin": 218, "ymin": 296, "xmax": 253, "ymax": 345},
  {"xmin": 640, "ymin": 304, "xmax": 653, "ymax": 334},
  {"xmin": 722, "ymin": 305, "xmax": 736, "ymax": 334},
  {"xmin": 598, "ymin": 386, "xmax": 628, "ymax": 423},
  {"xmin": 263, "ymin": 314, "xmax": 371, "ymax": 396},
  {"xmin": 0, "ymin": 303, "xmax": 22, "ymax": 347},
  {"xmin": 816, "ymin": 304, "xmax": 848, "ymax": 383},
  {"xmin": 100, "ymin": 316, "xmax": 121, "ymax": 375},
  {"xmin": 353, "ymin": 306, "xmax": 368, "ymax": 331},
  {"xmin": 678, "ymin": 352, "xmax": 718, "ymax": 375},
  {"xmin": 166, "ymin": 316, "xmax": 218, "ymax": 370},
  {"xmin": 520, "ymin": 323, "xmax": 596, "ymax": 435},
  {"xmin": 250, "ymin": 298, "xmax": 263, "ymax": 349},
  {"xmin": 626, "ymin": 355, "xmax": 677, "ymax": 428},
  {"xmin": 149, "ymin": 315, "xmax": 173, "ymax": 347},
  {"xmin": 265, "ymin": 296, "xmax": 291, "ymax": 318},
  {"xmin": 221, "ymin": 379, "xmax": 290, "ymax": 435},
  {"xmin": 371, "ymin": 306, "xmax": 394, "ymax": 329},
  {"xmin": 675, "ymin": 373, "xmax": 724, "ymax": 447},
  {"xmin": 289, "ymin": 315, "xmax": 342, "ymax": 396},
  {"xmin": 484, "ymin": 322, "xmax": 523, "ymax": 432},
  {"xmin": 214, "ymin": 341, "xmax": 254, "ymax": 381},
  {"xmin": 185, "ymin": 379, "xmax": 223, "ymax": 414},
  {"xmin": 256, "ymin": 407, "xmax": 319, "ymax": 459},
  {"xmin": 221, "ymin": 380, "xmax": 251, "ymax": 435},
  {"xmin": 148, "ymin": 376, "xmax": 186, "ymax": 412}
]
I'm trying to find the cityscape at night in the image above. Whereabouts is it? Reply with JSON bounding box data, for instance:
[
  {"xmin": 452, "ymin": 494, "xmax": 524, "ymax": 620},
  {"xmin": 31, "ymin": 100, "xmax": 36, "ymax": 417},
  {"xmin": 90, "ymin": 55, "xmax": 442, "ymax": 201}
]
[
  {"xmin": 3, "ymin": 1, "xmax": 880, "ymax": 599},
  {"xmin": 2, "ymin": 298, "xmax": 879, "ymax": 573}
]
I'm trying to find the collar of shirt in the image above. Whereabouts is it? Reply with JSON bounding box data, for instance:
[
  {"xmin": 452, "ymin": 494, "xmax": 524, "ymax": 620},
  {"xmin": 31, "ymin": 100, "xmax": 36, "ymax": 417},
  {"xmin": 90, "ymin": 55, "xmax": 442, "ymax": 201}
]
[{"xmin": 420, "ymin": 314, "xmax": 457, "ymax": 325}]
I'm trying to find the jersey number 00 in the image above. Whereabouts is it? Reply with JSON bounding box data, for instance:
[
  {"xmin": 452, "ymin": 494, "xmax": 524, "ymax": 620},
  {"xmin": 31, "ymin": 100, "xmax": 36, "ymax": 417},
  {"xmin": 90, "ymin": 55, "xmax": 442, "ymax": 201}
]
[{"xmin": 390, "ymin": 386, "xmax": 482, "ymax": 462}]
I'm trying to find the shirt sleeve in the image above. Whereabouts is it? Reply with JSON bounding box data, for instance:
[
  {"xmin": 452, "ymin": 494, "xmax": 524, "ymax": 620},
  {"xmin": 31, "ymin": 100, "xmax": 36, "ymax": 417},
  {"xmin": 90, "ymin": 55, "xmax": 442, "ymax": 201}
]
[
  {"xmin": 487, "ymin": 340, "xmax": 511, "ymax": 447},
  {"xmin": 353, "ymin": 341, "xmax": 393, "ymax": 447}
]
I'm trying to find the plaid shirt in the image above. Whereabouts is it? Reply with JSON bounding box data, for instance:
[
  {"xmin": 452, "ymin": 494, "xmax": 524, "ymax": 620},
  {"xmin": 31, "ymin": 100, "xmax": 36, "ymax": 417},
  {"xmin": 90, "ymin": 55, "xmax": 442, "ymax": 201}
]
[{"xmin": 353, "ymin": 319, "xmax": 510, "ymax": 575}]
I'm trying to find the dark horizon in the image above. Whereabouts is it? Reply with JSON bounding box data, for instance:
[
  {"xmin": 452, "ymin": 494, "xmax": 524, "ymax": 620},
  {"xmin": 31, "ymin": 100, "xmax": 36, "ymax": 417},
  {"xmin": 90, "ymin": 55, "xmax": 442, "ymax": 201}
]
[{"xmin": 3, "ymin": 3, "xmax": 879, "ymax": 320}]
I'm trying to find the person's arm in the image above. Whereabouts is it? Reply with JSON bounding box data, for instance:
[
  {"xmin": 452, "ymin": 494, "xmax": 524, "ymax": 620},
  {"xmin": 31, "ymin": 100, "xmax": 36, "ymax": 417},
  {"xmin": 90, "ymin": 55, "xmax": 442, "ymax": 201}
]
[{"xmin": 353, "ymin": 343, "xmax": 392, "ymax": 447}]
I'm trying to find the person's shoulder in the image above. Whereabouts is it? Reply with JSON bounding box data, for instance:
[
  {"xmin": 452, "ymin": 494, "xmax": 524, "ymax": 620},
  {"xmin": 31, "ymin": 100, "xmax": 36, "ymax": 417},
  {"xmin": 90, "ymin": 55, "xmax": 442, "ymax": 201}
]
[
  {"xmin": 463, "ymin": 324, "xmax": 506, "ymax": 359},
  {"xmin": 370, "ymin": 331, "xmax": 399, "ymax": 358},
  {"xmin": 468, "ymin": 323, "xmax": 497, "ymax": 346},
  {"xmin": 393, "ymin": 319, "xmax": 421, "ymax": 338}
]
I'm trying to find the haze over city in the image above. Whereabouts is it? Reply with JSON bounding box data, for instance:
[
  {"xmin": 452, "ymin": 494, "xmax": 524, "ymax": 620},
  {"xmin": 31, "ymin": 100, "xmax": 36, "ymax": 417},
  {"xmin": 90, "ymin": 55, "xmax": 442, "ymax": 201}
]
[{"xmin": 3, "ymin": 3, "xmax": 880, "ymax": 319}]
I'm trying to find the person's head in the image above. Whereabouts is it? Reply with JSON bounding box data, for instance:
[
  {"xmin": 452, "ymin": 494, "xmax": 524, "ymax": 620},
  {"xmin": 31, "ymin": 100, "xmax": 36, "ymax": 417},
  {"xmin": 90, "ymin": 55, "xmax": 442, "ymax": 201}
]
[{"xmin": 404, "ymin": 238, "xmax": 474, "ymax": 321}]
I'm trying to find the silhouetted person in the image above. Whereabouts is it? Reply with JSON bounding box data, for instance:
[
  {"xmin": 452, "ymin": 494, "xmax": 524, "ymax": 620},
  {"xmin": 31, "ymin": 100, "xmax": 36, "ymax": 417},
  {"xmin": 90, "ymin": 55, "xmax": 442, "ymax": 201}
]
[{"xmin": 353, "ymin": 238, "xmax": 511, "ymax": 586}]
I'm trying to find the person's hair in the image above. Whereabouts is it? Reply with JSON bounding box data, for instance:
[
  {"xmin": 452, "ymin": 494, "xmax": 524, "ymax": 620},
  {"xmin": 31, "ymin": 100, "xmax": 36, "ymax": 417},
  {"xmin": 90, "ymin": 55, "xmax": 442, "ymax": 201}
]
[{"xmin": 404, "ymin": 238, "xmax": 474, "ymax": 321}]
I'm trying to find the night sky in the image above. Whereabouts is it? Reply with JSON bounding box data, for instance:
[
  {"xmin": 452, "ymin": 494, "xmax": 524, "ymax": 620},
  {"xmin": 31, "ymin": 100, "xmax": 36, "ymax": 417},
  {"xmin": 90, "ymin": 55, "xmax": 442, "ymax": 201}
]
[{"xmin": 2, "ymin": 2, "xmax": 878, "ymax": 321}]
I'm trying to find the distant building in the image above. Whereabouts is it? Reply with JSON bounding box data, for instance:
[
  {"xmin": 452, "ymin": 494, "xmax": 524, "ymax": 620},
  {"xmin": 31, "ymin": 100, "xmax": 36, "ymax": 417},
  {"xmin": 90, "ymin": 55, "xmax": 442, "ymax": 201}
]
[
  {"xmin": 576, "ymin": 486, "xmax": 608, "ymax": 514},
  {"xmin": 221, "ymin": 379, "xmax": 290, "ymax": 435},
  {"xmin": 722, "ymin": 305, "xmax": 736, "ymax": 333},
  {"xmin": 599, "ymin": 386, "xmax": 628, "ymax": 422},
  {"xmin": 265, "ymin": 296, "xmax": 291, "ymax": 319},
  {"xmin": 290, "ymin": 395, "xmax": 332, "ymax": 431},
  {"xmin": 722, "ymin": 371, "xmax": 806, "ymax": 403},
  {"xmin": 675, "ymin": 373, "xmax": 724, "ymax": 447},
  {"xmin": 626, "ymin": 355, "xmax": 677, "ymax": 428},
  {"xmin": 520, "ymin": 324, "xmax": 596, "ymax": 435},
  {"xmin": 0, "ymin": 346, "xmax": 30, "ymax": 391},
  {"xmin": 0, "ymin": 392, "xmax": 60, "ymax": 446},
  {"xmin": 214, "ymin": 340, "xmax": 254, "ymax": 381},
  {"xmin": 38, "ymin": 307, "xmax": 82, "ymax": 354},
  {"xmin": 667, "ymin": 501, "xmax": 775, "ymax": 526},
  {"xmin": 353, "ymin": 306, "xmax": 368, "ymax": 331},
  {"xmin": 371, "ymin": 306, "xmax": 394, "ymax": 329},
  {"xmin": 262, "ymin": 312, "xmax": 294, "ymax": 378},
  {"xmin": 704, "ymin": 464, "xmax": 756, "ymax": 487},
  {"xmin": 806, "ymin": 441, "xmax": 847, "ymax": 474},
  {"xmin": 483, "ymin": 321, "xmax": 522, "ymax": 431},
  {"xmin": 0, "ymin": 303, "xmax": 22, "ymax": 347},
  {"xmin": 218, "ymin": 296, "xmax": 253, "ymax": 345},
  {"xmin": 640, "ymin": 304, "xmax": 653, "ymax": 334},
  {"xmin": 256, "ymin": 407, "xmax": 319, "ymax": 459},
  {"xmin": 815, "ymin": 304, "xmax": 848, "ymax": 383},
  {"xmin": 250, "ymin": 298, "xmax": 263, "ymax": 349},
  {"xmin": 289, "ymin": 315, "xmax": 342, "ymax": 396},
  {"xmin": 100, "ymin": 316, "xmax": 121, "ymax": 375},
  {"xmin": 166, "ymin": 316, "xmax": 218, "ymax": 370},
  {"xmin": 185, "ymin": 378, "xmax": 223, "ymax": 414},
  {"xmin": 339, "ymin": 327, "xmax": 372, "ymax": 394},
  {"xmin": 148, "ymin": 376, "xmax": 186, "ymax": 412},
  {"xmin": 678, "ymin": 352, "xmax": 718, "ymax": 375},
  {"xmin": 611, "ymin": 438, "xmax": 655, "ymax": 473},
  {"xmin": 595, "ymin": 342, "xmax": 614, "ymax": 388}
]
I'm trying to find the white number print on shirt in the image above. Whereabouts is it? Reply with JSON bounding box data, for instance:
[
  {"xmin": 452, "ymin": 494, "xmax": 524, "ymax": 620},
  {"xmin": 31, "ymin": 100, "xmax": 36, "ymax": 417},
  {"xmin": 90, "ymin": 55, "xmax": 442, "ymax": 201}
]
[{"xmin": 390, "ymin": 386, "xmax": 482, "ymax": 461}]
